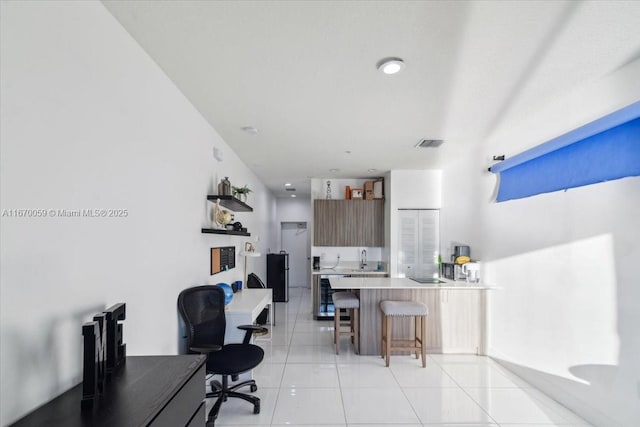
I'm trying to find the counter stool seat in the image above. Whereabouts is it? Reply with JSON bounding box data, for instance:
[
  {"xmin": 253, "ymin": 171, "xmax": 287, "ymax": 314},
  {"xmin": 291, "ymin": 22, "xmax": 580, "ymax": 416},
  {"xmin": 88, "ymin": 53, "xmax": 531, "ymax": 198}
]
[
  {"xmin": 380, "ymin": 300, "xmax": 428, "ymax": 367},
  {"xmin": 332, "ymin": 292, "xmax": 360, "ymax": 354},
  {"xmin": 380, "ymin": 300, "xmax": 428, "ymax": 317}
]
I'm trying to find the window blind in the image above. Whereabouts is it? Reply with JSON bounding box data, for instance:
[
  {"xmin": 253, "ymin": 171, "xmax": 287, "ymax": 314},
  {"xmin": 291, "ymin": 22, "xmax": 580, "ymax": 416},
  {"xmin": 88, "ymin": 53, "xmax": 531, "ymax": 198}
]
[{"xmin": 491, "ymin": 101, "xmax": 640, "ymax": 202}]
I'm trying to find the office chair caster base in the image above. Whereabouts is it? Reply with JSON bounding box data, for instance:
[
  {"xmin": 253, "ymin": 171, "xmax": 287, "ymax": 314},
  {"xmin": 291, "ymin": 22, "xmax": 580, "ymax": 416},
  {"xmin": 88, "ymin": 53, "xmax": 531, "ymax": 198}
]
[
  {"xmin": 250, "ymin": 384, "xmax": 258, "ymax": 392},
  {"xmin": 253, "ymin": 402, "xmax": 260, "ymax": 414},
  {"xmin": 209, "ymin": 379, "xmax": 222, "ymax": 393}
]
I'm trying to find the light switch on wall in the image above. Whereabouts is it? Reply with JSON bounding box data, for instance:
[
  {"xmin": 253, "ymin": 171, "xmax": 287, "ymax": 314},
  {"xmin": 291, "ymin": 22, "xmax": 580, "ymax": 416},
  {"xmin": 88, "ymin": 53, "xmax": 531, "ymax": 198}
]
[{"xmin": 213, "ymin": 146, "xmax": 223, "ymax": 161}]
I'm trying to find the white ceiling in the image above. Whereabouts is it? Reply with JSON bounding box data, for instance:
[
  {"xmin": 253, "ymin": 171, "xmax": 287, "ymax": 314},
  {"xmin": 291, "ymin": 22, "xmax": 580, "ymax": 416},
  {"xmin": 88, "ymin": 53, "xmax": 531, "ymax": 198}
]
[{"xmin": 102, "ymin": 0, "xmax": 640, "ymax": 197}]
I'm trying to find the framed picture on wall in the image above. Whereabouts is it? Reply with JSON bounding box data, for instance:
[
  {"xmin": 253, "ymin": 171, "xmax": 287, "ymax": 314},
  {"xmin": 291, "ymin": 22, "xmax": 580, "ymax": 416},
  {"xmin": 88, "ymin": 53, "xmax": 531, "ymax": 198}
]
[{"xmin": 351, "ymin": 188, "xmax": 363, "ymax": 199}]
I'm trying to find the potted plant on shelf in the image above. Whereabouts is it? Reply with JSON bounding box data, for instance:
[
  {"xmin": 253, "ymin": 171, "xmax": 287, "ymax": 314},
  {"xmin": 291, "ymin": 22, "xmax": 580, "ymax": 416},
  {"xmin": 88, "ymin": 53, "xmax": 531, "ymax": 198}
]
[{"xmin": 232, "ymin": 185, "xmax": 252, "ymax": 202}]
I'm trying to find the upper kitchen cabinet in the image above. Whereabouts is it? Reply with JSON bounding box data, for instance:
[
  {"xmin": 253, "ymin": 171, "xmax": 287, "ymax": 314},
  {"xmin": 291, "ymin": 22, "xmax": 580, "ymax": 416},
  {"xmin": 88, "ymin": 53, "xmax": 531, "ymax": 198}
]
[{"xmin": 314, "ymin": 199, "xmax": 384, "ymax": 246}]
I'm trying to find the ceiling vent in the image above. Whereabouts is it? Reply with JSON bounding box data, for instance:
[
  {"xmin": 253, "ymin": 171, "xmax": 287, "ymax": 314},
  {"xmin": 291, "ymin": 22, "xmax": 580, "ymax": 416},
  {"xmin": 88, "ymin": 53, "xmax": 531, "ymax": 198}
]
[
  {"xmin": 285, "ymin": 187, "xmax": 297, "ymax": 192},
  {"xmin": 415, "ymin": 139, "xmax": 444, "ymax": 148}
]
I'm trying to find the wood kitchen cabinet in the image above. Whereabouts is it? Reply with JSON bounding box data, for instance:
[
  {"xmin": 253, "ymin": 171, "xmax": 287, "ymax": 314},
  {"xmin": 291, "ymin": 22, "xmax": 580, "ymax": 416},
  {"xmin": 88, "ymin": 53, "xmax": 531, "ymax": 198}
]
[
  {"xmin": 431, "ymin": 289, "xmax": 483, "ymax": 354},
  {"xmin": 357, "ymin": 287, "xmax": 485, "ymax": 355},
  {"xmin": 314, "ymin": 199, "xmax": 384, "ymax": 246}
]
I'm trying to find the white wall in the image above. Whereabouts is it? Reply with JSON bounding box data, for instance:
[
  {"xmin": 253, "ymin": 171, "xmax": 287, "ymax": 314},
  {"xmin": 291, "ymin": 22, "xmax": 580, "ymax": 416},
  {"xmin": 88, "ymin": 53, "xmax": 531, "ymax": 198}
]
[
  {"xmin": 275, "ymin": 196, "xmax": 312, "ymax": 252},
  {"xmin": 0, "ymin": 2, "xmax": 276, "ymax": 425},
  {"xmin": 312, "ymin": 247, "xmax": 384, "ymax": 265},
  {"xmin": 276, "ymin": 197, "xmax": 313, "ymax": 287},
  {"xmin": 441, "ymin": 58, "xmax": 640, "ymax": 427}
]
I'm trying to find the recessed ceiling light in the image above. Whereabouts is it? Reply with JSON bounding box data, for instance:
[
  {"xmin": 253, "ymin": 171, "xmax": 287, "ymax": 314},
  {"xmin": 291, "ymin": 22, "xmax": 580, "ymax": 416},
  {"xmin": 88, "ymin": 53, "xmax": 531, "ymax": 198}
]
[
  {"xmin": 291, "ymin": 194, "xmax": 297, "ymax": 198},
  {"xmin": 241, "ymin": 126, "xmax": 259, "ymax": 135},
  {"xmin": 284, "ymin": 183, "xmax": 292, "ymax": 187},
  {"xmin": 368, "ymin": 168, "xmax": 377, "ymax": 172},
  {"xmin": 329, "ymin": 168, "xmax": 339, "ymax": 173},
  {"xmin": 377, "ymin": 57, "xmax": 405, "ymax": 75}
]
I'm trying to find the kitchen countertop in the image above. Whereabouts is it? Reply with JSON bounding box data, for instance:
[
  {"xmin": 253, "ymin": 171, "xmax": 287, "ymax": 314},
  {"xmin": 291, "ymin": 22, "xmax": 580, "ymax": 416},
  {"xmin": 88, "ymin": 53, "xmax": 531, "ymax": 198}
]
[
  {"xmin": 329, "ymin": 276, "xmax": 493, "ymax": 289},
  {"xmin": 312, "ymin": 267, "xmax": 388, "ymax": 276}
]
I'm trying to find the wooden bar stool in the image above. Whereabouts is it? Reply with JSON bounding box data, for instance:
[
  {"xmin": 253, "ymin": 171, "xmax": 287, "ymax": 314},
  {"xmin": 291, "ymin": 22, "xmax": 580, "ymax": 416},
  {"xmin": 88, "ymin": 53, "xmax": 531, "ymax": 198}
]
[
  {"xmin": 379, "ymin": 300, "xmax": 428, "ymax": 367},
  {"xmin": 332, "ymin": 292, "xmax": 360, "ymax": 354}
]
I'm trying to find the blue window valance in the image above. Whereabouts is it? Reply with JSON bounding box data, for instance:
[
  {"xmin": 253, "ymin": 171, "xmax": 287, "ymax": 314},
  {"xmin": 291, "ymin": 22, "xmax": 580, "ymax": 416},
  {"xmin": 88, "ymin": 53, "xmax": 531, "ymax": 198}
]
[{"xmin": 490, "ymin": 100, "xmax": 640, "ymax": 202}]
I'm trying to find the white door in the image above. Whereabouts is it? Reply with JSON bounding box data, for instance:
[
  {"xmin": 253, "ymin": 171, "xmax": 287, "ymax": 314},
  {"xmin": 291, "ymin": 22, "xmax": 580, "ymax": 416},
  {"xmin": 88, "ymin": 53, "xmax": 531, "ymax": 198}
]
[
  {"xmin": 398, "ymin": 210, "xmax": 440, "ymax": 278},
  {"xmin": 398, "ymin": 211, "xmax": 419, "ymax": 278},
  {"xmin": 281, "ymin": 222, "xmax": 310, "ymax": 288}
]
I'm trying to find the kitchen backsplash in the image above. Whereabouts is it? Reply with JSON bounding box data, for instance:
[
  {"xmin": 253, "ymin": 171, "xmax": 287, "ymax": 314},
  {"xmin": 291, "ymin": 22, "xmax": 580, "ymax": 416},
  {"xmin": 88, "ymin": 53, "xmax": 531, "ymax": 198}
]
[{"xmin": 312, "ymin": 246, "xmax": 383, "ymax": 263}]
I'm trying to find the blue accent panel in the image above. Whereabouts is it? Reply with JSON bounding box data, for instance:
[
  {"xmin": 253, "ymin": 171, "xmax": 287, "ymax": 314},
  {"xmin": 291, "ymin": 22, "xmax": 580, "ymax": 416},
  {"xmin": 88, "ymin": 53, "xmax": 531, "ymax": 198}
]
[
  {"xmin": 496, "ymin": 117, "xmax": 640, "ymax": 202},
  {"xmin": 491, "ymin": 100, "xmax": 640, "ymax": 174}
]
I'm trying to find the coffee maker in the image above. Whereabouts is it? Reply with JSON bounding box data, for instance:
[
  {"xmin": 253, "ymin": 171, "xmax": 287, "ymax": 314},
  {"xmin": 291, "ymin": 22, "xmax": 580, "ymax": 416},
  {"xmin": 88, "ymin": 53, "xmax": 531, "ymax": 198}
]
[
  {"xmin": 452, "ymin": 245, "xmax": 470, "ymax": 262},
  {"xmin": 313, "ymin": 256, "xmax": 320, "ymax": 270}
]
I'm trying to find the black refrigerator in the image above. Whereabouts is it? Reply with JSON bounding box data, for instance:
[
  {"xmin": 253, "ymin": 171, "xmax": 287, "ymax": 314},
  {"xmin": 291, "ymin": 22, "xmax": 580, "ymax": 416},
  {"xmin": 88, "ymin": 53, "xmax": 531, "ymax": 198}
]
[{"xmin": 267, "ymin": 252, "xmax": 289, "ymax": 302}]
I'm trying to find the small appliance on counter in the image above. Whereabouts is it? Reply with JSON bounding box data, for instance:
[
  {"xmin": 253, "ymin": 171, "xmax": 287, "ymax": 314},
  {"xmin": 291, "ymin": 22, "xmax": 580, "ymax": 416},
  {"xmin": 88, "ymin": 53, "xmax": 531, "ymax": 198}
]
[
  {"xmin": 442, "ymin": 246, "xmax": 480, "ymax": 281},
  {"xmin": 313, "ymin": 256, "xmax": 320, "ymax": 270},
  {"xmin": 451, "ymin": 245, "xmax": 470, "ymax": 262},
  {"xmin": 441, "ymin": 262, "xmax": 467, "ymax": 281},
  {"xmin": 462, "ymin": 262, "xmax": 480, "ymax": 283}
]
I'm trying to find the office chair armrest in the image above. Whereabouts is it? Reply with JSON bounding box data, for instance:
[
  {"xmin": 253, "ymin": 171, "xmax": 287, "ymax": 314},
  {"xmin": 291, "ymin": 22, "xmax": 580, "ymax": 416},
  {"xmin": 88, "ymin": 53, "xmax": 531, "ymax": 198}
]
[
  {"xmin": 237, "ymin": 325, "xmax": 269, "ymax": 344},
  {"xmin": 190, "ymin": 345, "xmax": 222, "ymax": 354}
]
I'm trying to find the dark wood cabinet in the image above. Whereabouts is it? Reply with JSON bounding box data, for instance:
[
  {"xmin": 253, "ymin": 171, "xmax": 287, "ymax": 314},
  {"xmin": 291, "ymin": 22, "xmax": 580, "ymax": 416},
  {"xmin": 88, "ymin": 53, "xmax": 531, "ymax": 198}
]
[
  {"xmin": 10, "ymin": 355, "xmax": 206, "ymax": 427},
  {"xmin": 313, "ymin": 200, "xmax": 342, "ymax": 245},
  {"xmin": 314, "ymin": 199, "xmax": 384, "ymax": 246}
]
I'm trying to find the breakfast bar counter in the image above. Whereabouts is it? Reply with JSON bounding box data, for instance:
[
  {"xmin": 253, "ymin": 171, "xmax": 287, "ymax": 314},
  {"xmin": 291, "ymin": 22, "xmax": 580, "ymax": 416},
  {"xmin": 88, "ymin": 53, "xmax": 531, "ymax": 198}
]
[
  {"xmin": 329, "ymin": 276, "xmax": 492, "ymax": 290},
  {"xmin": 329, "ymin": 277, "xmax": 491, "ymax": 356}
]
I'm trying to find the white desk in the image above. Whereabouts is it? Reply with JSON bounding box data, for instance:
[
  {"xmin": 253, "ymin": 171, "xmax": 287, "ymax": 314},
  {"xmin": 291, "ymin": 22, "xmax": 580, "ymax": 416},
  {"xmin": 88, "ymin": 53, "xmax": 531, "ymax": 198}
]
[
  {"xmin": 219, "ymin": 288, "xmax": 273, "ymax": 383},
  {"xmin": 224, "ymin": 288, "xmax": 273, "ymax": 343}
]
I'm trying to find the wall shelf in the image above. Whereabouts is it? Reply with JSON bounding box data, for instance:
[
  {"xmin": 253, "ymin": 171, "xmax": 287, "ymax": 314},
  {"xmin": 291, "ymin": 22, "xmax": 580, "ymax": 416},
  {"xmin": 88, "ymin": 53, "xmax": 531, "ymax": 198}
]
[
  {"xmin": 207, "ymin": 195, "xmax": 253, "ymax": 212},
  {"xmin": 202, "ymin": 228, "xmax": 251, "ymax": 236}
]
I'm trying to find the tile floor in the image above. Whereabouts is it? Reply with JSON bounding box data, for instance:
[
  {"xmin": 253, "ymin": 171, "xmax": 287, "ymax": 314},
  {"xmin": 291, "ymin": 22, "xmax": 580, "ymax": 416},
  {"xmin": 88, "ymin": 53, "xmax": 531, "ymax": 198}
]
[{"xmin": 207, "ymin": 287, "xmax": 593, "ymax": 427}]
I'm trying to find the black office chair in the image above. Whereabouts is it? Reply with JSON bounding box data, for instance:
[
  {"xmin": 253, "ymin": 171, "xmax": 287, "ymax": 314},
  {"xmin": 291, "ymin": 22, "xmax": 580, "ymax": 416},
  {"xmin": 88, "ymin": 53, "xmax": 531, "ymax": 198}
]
[
  {"xmin": 247, "ymin": 273, "xmax": 271, "ymax": 325},
  {"xmin": 178, "ymin": 285, "xmax": 266, "ymax": 426}
]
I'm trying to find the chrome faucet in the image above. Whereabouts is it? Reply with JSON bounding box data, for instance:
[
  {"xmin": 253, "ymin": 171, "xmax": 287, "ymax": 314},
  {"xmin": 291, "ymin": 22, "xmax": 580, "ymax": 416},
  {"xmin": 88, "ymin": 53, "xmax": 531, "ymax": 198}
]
[{"xmin": 360, "ymin": 249, "xmax": 367, "ymax": 269}]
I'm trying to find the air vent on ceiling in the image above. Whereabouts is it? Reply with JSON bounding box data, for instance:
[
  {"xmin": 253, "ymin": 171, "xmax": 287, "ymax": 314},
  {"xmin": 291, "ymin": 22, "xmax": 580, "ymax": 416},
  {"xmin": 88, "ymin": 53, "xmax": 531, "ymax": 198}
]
[
  {"xmin": 415, "ymin": 139, "xmax": 444, "ymax": 148},
  {"xmin": 285, "ymin": 187, "xmax": 297, "ymax": 191}
]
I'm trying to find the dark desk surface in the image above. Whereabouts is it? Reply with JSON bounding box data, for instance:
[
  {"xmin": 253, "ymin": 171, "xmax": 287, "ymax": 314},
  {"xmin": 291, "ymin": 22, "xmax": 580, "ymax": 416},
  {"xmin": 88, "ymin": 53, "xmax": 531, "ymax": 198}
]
[{"xmin": 10, "ymin": 355, "xmax": 206, "ymax": 427}]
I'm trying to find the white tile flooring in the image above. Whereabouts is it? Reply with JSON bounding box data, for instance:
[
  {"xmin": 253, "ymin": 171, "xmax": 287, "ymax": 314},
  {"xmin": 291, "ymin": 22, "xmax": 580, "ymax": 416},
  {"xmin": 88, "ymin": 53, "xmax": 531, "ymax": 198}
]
[{"xmin": 207, "ymin": 287, "xmax": 592, "ymax": 426}]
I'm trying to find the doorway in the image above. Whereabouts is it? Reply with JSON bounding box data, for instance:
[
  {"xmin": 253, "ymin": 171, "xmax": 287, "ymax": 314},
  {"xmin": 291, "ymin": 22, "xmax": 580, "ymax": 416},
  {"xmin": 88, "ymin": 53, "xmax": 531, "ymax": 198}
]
[{"xmin": 281, "ymin": 222, "xmax": 310, "ymax": 288}]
